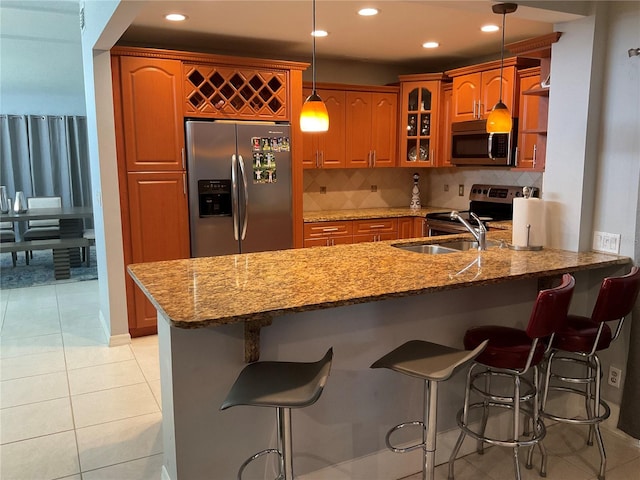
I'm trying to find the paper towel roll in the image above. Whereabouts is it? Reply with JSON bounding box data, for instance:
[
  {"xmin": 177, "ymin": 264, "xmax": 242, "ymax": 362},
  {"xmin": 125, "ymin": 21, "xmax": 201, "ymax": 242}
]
[{"xmin": 512, "ymin": 197, "xmax": 546, "ymax": 248}]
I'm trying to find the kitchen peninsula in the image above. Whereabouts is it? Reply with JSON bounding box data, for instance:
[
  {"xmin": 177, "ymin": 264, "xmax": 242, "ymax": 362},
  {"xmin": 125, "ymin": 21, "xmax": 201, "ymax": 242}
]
[{"xmin": 128, "ymin": 232, "xmax": 630, "ymax": 480}]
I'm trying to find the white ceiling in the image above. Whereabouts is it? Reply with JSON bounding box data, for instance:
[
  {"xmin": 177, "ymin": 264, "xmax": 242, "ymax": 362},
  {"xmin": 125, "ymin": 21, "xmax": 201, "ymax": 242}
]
[{"xmin": 120, "ymin": 1, "xmax": 587, "ymax": 70}]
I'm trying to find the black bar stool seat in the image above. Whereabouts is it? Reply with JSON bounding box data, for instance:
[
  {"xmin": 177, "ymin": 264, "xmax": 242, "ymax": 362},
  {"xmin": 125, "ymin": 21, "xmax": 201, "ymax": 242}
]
[
  {"xmin": 221, "ymin": 348, "xmax": 333, "ymax": 480},
  {"xmin": 371, "ymin": 340, "xmax": 488, "ymax": 480}
]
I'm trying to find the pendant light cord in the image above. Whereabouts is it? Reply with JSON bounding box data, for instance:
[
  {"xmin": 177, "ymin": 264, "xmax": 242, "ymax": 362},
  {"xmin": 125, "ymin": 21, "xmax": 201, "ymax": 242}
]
[
  {"xmin": 312, "ymin": 0, "xmax": 317, "ymax": 95},
  {"xmin": 499, "ymin": 10, "xmax": 505, "ymax": 102}
]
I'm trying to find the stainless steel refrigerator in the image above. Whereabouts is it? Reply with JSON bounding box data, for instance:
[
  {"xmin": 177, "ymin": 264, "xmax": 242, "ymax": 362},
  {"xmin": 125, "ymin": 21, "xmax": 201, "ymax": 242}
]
[{"xmin": 185, "ymin": 120, "xmax": 293, "ymax": 257}]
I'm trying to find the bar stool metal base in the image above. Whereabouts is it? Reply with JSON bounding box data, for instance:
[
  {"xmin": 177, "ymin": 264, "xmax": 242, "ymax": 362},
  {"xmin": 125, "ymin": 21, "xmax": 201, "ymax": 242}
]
[
  {"xmin": 541, "ymin": 351, "xmax": 610, "ymax": 480},
  {"xmin": 448, "ymin": 364, "xmax": 548, "ymax": 480},
  {"xmin": 237, "ymin": 407, "xmax": 291, "ymax": 480},
  {"xmin": 384, "ymin": 380, "xmax": 438, "ymax": 480}
]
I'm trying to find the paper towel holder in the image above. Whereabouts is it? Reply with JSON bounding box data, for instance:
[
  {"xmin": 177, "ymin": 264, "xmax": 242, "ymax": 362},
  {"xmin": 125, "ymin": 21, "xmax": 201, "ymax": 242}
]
[{"xmin": 508, "ymin": 186, "xmax": 544, "ymax": 251}]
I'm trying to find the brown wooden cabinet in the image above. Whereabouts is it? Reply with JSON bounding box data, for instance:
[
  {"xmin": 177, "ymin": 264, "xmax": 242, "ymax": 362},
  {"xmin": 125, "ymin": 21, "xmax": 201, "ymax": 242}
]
[
  {"xmin": 397, "ymin": 74, "xmax": 447, "ymax": 167},
  {"xmin": 183, "ymin": 64, "xmax": 288, "ymax": 120},
  {"xmin": 515, "ymin": 67, "xmax": 544, "ymax": 170},
  {"xmin": 446, "ymin": 58, "xmax": 538, "ymax": 123},
  {"xmin": 302, "ymin": 88, "xmax": 346, "ymax": 169},
  {"xmin": 345, "ymin": 91, "xmax": 397, "ymax": 168},
  {"xmin": 302, "ymin": 83, "xmax": 398, "ymax": 169},
  {"xmin": 352, "ymin": 218, "xmax": 398, "ymax": 242},
  {"xmin": 438, "ymin": 84, "xmax": 454, "ymax": 167},
  {"xmin": 303, "ymin": 216, "xmax": 422, "ymax": 246},
  {"xmin": 450, "ymin": 66, "xmax": 516, "ymax": 122},
  {"xmin": 119, "ymin": 56, "xmax": 185, "ymax": 172},
  {"xmin": 126, "ymin": 172, "xmax": 190, "ymax": 331},
  {"xmin": 303, "ymin": 221, "xmax": 352, "ymax": 247}
]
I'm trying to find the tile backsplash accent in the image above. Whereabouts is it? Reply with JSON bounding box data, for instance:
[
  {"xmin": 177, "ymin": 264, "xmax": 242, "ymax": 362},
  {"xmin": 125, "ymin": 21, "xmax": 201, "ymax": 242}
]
[
  {"xmin": 303, "ymin": 168, "xmax": 422, "ymax": 211},
  {"xmin": 303, "ymin": 168, "xmax": 543, "ymax": 211}
]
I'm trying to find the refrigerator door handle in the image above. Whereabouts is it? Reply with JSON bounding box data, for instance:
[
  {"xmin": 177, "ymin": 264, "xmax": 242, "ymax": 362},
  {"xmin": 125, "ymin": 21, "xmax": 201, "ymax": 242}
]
[
  {"xmin": 231, "ymin": 154, "xmax": 239, "ymax": 241},
  {"xmin": 238, "ymin": 154, "xmax": 249, "ymax": 240}
]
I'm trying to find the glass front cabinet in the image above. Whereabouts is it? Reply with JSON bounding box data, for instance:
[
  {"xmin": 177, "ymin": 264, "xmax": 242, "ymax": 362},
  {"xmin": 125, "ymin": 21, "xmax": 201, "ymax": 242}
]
[{"xmin": 398, "ymin": 74, "xmax": 447, "ymax": 167}]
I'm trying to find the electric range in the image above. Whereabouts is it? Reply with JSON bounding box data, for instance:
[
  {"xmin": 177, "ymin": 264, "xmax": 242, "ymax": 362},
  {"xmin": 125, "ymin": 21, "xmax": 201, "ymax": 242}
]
[{"xmin": 424, "ymin": 184, "xmax": 537, "ymax": 236}]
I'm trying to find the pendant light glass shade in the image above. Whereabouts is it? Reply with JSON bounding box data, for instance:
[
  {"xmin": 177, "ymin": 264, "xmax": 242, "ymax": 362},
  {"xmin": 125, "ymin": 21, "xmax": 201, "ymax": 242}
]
[
  {"xmin": 486, "ymin": 101, "xmax": 512, "ymax": 133},
  {"xmin": 486, "ymin": 3, "xmax": 518, "ymax": 134},
  {"xmin": 300, "ymin": 0, "xmax": 329, "ymax": 132},
  {"xmin": 300, "ymin": 92, "xmax": 329, "ymax": 132}
]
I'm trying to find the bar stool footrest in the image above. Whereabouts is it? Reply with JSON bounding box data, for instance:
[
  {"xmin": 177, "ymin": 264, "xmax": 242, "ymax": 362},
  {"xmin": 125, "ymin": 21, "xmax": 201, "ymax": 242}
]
[
  {"xmin": 456, "ymin": 403, "xmax": 547, "ymax": 449},
  {"xmin": 541, "ymin": 385, "xmax": 610, "ymax": 424},
  {"xmin": 385, "ymin": 421, "xmax": 426, "ymax": 453},
  {"xmin": 238, "ymin": 448, "xmax": 283, "ymax": 480}
]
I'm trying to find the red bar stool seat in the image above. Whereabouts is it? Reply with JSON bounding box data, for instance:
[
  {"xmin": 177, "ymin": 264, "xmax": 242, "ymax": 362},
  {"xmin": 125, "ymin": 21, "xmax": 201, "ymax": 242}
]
[
  {"xmin": 449, "ymin": 274, "xmax": 575, "ymax": 480},
  {"xmin": 540, "ymin": 266, "xmax": 640, "ymax": 480}
]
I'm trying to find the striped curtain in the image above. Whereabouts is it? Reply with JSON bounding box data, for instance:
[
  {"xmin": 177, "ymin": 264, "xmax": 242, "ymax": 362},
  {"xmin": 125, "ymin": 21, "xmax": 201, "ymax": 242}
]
[{"xmin": 0, "ymin": 114, "xmax": 92, "ymax": 230}]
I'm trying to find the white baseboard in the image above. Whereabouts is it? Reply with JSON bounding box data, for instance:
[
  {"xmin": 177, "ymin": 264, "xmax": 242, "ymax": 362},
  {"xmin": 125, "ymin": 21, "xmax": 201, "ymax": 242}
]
[{"xmin": 99, "ymin": 310, "xmax": 132, "ymax": 346}]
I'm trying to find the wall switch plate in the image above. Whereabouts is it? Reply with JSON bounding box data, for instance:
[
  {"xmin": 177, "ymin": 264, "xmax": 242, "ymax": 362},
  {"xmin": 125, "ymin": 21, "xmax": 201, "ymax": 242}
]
[
  {"xmin": 608, "ymin": 365, "xmax": 622, "ymax": 388},
  {"xmin": 320, "ymin": 186, "xmax": 327, "ymax": 194},
  {"xmin": 458, "ymin": 184, "xmax": 464, "ymax": 196},
  {"xmin": 370, "ymin": 185, "xmax": 378, "ymax": 192},
  {"xmin": 593, "ymin": 231, "xmax": 621, "ymax": 254},
  {"xmin": 444, "ymin": 184, "xmax": 449, "ymax": 192}
]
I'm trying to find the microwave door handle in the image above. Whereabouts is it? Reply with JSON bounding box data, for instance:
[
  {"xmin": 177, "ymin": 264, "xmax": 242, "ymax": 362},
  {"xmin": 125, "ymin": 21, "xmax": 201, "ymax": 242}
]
[
  {"xmin": 231, "ymin": 154, "xmax": 239, "ymax": 241},
  {"xmin": 238, "ymin": 154, "xmax": 249, "ymax": 240},
  {"xmin": 488, "ymin": 133, "xmax": 495, "ymax": 159}
]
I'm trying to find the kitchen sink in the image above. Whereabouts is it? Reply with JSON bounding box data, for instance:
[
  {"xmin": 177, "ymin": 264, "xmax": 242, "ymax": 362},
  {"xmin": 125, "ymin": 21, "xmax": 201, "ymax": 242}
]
[
  {"xmin": 392, "ymin": 244, "xmax": 458, "ymax": 255},
  {"xmin": 392, "ymin": 239, "xmax": 503, "ymax": 254},
  {"xmin": 438, "ymin": 240, "xmax": 501, "ymax": 251}
]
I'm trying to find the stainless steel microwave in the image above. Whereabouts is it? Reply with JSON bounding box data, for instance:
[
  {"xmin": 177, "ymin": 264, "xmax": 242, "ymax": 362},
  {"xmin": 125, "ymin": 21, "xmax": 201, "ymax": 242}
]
[{"xmin": 450, "ymin": 119, "xmax": 517, "ymax": 166}]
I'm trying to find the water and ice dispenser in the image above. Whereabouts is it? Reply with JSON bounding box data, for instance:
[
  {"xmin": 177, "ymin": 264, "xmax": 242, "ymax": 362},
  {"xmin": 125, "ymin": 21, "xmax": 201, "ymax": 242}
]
[{"xmin": 198, "ymin": 180, "xmax": 231, "ymax": 217}]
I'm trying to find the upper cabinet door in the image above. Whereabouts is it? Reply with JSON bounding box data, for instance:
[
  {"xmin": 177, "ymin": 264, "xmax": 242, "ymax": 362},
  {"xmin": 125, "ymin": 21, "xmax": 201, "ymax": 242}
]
[
  {"xmin": 452, "ymin": 73, "xmax": 481, "ymax": 121},
  {"xmin": 345, "ymin": 91, "xmax": 373, "ymax": 168},
  {"xmin": 301, "ymin": 88, "xmax": 346, "ymax": 169},
  {"xmin": 480, "ymin": 66, "xmax": 516, "ymax": 118},
  {"xmin": 370, "ymin": 93, "xmax": 397, "ymax": 167},
  {"xmin": 120, "ymin": 57, "xmax": 184, "ymax": 171}
]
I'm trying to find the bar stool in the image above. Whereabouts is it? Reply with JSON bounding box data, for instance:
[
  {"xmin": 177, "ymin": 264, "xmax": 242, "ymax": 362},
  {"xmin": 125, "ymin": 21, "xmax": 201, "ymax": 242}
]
[
  {"xmin": 448, "ymin": 273, "xmax": 575, "ymax": 480},
  {"xmin": 370, "ymin": 339, "xmax": 489, "ymax": 480},
  {"xmin": 540, "ymin": 266, "xmax": 640, "ymax": 480},
  {"xmin": 220, "ymin": 348, "xmax": 333, "ymax": 480}
]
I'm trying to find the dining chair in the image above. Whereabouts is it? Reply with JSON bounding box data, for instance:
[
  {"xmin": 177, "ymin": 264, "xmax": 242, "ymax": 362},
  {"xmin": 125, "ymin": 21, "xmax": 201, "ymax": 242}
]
[
  {"xmin": 0, "ymin": 221, "xmax": 18, "ymax": 267},
  {"xmin": 23, "ymin": 196, "xmax": 62, "ymax": 264}
]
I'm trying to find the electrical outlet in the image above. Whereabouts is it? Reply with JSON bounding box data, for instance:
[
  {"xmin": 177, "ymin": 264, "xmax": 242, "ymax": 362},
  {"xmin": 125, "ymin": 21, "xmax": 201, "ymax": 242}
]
[
  {"xmin": 593, "ymin": 231, "xmax": 621, "ymax": 254},
  {"xmin": 444, "ymin": 184, "xmax": 449, "ymax": 192},
  {"xmin": 319, "ymin": 186, "xmax": 327, "ymax": 194},
  {"xmin": 608, "ymin": 366, "xmax": 622, "ymax": 388},
  {"xmin": 458, "ymin": 184, "xmax": 464, "ymax": 196},
  {"xmin": 371, "ymin": 185, "xmax": 378, "ymax": 192}
]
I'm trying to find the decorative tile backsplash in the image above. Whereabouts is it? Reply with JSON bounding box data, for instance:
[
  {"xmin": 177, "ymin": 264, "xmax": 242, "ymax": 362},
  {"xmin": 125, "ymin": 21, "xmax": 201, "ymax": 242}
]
[{"xmin": 303, "ymin": 168, "xmax": 543, "ymax": 211}]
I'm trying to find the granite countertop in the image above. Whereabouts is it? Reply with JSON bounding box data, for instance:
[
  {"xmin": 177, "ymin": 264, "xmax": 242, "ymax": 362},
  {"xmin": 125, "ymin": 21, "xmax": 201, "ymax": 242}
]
[
  {"xmin": 303, "ymin": 207, "xmax": 447, "ymax": 222},
  {"xmin": 128, "ymin": 230, "xmax": 629, "ymax": 329},
  {"xmin": 302, "ymin": 207, "xmax": 513, "ymax": 230}
]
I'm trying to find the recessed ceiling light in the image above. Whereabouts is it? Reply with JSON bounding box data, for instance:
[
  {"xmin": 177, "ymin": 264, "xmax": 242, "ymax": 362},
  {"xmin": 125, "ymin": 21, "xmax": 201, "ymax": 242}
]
[
  {"xmin": 481, "ymin": 24, "xmax": 500, "ymax": 33},
  {"xmin": 422, "ymin": 41, "xmax": 439, "ymax": 49},
  {"xmin": 165, "ymin": 13, "xmax": 187, "ymax": 22},
  {"xmin": 358, "ymin": 8, "xmax": 379, "ymax": 16},
  {"xmin": 312, "ymin": 30, "xmax": 328, "ymax": 37}
]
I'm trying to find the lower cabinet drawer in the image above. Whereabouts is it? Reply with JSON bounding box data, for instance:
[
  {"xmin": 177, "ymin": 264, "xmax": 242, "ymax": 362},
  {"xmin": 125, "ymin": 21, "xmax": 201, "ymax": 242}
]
[
  {"xmin": 352, "ymin": 232, "xmax": 397, "ymax": 243},
  {"xmin": 352, "ymin": 218, "xmax": 397, "ymax": 235},
  {"xmin": 304, "ymin": 221, "xmax": 352, "ymax": 239},
  {"xmin": 304, "ymin": 236, "xmax": 353, "ymax": 248}
]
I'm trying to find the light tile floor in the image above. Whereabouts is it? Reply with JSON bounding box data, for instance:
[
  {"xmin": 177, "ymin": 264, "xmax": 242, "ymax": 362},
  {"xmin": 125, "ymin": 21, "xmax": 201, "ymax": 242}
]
[{"xmin": 1, "ymin": 280, "xmax": 639, "ymax": 480}]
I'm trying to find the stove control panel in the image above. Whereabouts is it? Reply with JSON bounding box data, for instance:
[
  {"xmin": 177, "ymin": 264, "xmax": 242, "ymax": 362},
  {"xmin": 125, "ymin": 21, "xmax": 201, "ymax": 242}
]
[{"xmin": 468, "ymin": 184, "xmax": 538, "ymax": 204}]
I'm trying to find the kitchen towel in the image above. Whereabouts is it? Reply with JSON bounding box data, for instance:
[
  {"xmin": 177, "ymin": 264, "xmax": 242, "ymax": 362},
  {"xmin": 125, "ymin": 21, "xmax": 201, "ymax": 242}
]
[{"xmin": 512, "ymin": 197, "xmax": 546, "ymax": 248}]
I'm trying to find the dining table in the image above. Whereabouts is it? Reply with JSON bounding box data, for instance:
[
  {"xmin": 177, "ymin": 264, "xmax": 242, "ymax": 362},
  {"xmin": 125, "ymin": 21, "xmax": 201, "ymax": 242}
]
[{"xmin": 0, "ymin": 205, "xmax": 94, "ymax": 279}]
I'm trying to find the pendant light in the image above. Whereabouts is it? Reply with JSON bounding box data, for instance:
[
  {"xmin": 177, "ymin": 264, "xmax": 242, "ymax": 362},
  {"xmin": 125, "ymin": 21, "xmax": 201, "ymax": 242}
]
[
  {"xmin": 486, "ymin": 3, "xmax": 518, "ymax": 134},
  {"xmin": 300, "ymin": 0, "xmax": 329, "ymax": 132}
]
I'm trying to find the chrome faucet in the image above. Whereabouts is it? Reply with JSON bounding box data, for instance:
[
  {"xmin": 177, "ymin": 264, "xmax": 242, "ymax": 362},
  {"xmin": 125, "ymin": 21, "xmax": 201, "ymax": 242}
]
[{"xmin": 450, "ymin": 211, "xmax": 487, "ymax": 250}]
